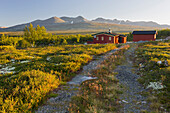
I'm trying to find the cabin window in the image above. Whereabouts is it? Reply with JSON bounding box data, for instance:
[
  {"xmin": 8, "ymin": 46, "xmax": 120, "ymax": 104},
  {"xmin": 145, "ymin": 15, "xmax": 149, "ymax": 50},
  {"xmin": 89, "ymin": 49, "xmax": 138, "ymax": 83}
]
[
  {"xmin": 94, "ymin": 35, "xmax": 96, "ymax": 38},
  {"xmin": 102, "ymin": 37, "xmax": 104, "ymax": 41},
  {"xmin": 96, "ymin": 37, "xmax": 99, "ymax": 40},
  {"xmin": 109, "ymin": 37, "xmax": 111, "ymax": 40}
]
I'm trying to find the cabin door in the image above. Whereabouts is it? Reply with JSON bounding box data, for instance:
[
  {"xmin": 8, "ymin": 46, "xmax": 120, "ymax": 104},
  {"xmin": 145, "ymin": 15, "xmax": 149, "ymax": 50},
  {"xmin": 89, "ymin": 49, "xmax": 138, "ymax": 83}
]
[{"xmin": 119, "ymin": 37, "xmax": 122, "ymax": 43}]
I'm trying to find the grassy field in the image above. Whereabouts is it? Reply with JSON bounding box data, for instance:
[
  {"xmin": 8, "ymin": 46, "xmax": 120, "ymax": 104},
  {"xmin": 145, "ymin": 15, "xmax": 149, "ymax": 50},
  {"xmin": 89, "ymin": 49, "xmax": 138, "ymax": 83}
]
[
  {"xmin": 0, "ymin": 29, "xmax": 130, "ymax": 36},
  {"xmin": 0, "ymin": 44, "xmax": 117, "ymax": 112},
  {"xmin": 134, "ymin": 40, "xmax": 170, "ymax": 112}
]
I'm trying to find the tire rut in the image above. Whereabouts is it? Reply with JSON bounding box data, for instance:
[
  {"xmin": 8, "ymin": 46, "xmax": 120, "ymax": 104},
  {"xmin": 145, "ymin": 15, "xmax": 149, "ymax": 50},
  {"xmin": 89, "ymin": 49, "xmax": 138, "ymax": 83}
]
[{"xmin": 114, "ymin": 45, "xmax": 151, "ymax": 113}]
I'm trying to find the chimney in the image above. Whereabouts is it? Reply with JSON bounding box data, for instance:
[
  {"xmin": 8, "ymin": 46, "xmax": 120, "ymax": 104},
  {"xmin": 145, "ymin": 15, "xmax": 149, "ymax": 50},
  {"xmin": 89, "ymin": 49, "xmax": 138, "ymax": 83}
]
[{"xmin": 109, "ymin": 28, "xmax": 112, "ymax": 34}]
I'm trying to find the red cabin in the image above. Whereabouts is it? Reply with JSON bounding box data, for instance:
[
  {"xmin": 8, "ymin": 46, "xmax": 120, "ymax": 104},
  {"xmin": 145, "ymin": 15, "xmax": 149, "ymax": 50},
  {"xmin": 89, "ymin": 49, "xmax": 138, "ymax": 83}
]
[
  {"xmin": 132, "ymin": 30, "xmax": 157, "ymax": 42},
  {"xmin": 87, "ymin": 31, "xmax": 127, "ymax": 44}
]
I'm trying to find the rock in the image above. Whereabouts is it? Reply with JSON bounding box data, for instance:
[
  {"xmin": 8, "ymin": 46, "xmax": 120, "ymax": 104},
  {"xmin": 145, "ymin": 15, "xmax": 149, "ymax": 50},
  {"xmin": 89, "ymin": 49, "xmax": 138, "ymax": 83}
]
[
  {"xmin": 55, "ymin": 63, "xmax": 62, "ymax": 66},
  {"xmin": 8, "ymin": 67, "xmax": 15, "ymax": 70},
  {"xmin": 46, "ymin": 57, "xmax": 51, "ymax": 61},
  {"xmin": 163, "ymin": 60, "xmax": 169, "ymax": 67},
  {"xmin": 68, "ymin": 75, "xmax": 98, "ymax": 85},
  {"xmin": 157, "ymin": 61, "xmax": 162, "ymax": 65},
  {"xmin": 0, "ymin": 66, "xmax": 15, "ymax": 74},
  {"xmin": 118, "ymin": 101, "xmax": 122, "ymax": 103},
  {"xmin": 141, "ymin": 101, "xmax": 147, "ymax": 104},
  {"xmin": 139, "ymin": 63, "xmax": 145, "ymax": 68},
  {"xmin": 11, "ymin": 59, "xmax": 15, "ymax": 62},
  {"xmin": 147, "ymin": 81, "xmax": 164, "ymax": 90},
  {"xmin": 20, "ymin": 60, "xmax": 30, "ymax": 63},
  {"xmin": 122, "ymin": 100, "xmax": 128, "ymax": 103},
  {"xmin": 136, "ymin": 102, "xmax": 140, "ymax": 104}
]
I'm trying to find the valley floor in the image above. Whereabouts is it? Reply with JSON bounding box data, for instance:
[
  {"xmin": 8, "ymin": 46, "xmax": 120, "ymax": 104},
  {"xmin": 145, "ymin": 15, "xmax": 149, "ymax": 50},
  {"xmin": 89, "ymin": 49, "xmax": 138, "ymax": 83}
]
[{"xmin": 37, "ymin": 43, "xmax": 168, "ymax": 113}]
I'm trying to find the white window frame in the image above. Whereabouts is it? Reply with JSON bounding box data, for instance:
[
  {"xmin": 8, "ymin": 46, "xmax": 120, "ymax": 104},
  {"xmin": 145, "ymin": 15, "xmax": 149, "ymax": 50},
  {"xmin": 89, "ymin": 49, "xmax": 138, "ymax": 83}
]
[
  {"xmin": 102, "ymin": 37, "xmax": 104, "ymax": 41},
  {"xmin": 109, "ymin": 37, "xmax": 111, "ymax": 40},
  {"xmin": 96, "ymin": 37, "xmax": 99, "ymax": 40}
]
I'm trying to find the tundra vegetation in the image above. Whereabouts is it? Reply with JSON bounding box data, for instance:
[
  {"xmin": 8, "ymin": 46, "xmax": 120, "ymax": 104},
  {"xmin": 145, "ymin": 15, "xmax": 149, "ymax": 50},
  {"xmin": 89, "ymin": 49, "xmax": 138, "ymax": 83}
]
[
  {"xmin": 134, "ymin": 40, "xmax": 170, "ymax": 112},
  {"xmin": 0, "ymin": 24, "xmax": 117, "ymax": 112},
  {"xmin": 0, "ymin": 24, "xmax": 170, "ymax": 112}
]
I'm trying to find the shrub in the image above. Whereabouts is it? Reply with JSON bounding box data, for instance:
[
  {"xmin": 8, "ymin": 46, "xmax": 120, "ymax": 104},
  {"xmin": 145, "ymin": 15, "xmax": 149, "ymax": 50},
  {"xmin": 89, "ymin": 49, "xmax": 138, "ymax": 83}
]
[
  {"xmin": 0, "ymin": 70, "xmax": 60, "ymax": 112},
  {"xmin": 18, "ymin": 39, "xmax": 31, "ymax": 48}
]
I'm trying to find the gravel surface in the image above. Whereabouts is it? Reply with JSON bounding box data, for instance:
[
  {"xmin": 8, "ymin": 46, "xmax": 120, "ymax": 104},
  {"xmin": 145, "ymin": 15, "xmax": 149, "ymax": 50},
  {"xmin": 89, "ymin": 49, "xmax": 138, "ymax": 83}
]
[
  {"xmin": 36, "ymin": 47, "xmax": 121, "ymax": 113},
  {"xmin": 114, "ymin": 45, "xmax": 151, "ymax": 113}
]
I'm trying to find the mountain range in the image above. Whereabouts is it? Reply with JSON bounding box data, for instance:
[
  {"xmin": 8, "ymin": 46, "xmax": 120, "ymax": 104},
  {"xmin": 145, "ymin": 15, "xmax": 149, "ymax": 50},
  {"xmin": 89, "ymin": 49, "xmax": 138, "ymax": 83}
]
[
  {"xmin": 0, "ymin": 16, "xmax": 170, "ymax": 32},
  {"xmin": 92, "ymin": 18, "xmax": 170, "ymax": 28}
]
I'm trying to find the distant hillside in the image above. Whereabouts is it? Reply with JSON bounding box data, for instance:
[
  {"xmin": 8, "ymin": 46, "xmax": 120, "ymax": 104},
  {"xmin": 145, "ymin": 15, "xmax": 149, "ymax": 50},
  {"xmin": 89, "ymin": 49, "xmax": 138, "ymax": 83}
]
[
  {"xmin": 0, "ymin": 17, "xmax": 67, "ymax": 32},
  {"xmin": 92, "ymin": 17, "xmax": 170, "ymax": 28},
  {"xmin": 0, "ymin": 16, "xmax": 169, "ymax": 32},
  {"xmin": 46, "ymin": 21, "xmax": 157, "ymax": 32}
]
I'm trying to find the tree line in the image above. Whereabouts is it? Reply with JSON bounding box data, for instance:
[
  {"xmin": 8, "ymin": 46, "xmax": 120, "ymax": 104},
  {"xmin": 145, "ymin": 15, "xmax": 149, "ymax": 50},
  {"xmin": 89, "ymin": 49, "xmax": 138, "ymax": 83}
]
[
  {"xmin": 157, "ymin": 29, "xmax": 170, "ymax": 38},
  {"xmin": 1, "ymin": 24, "xmax": 169, "ymax": 45},
  {"xmin": 0, "ymin": 24, "xmax": 93, "ymax": 48}
]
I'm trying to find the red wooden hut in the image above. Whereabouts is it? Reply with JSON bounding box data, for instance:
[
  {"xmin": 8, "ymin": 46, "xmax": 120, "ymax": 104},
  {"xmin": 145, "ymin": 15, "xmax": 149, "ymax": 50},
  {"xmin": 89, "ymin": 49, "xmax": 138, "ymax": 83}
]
[
  {"xmin": 132, "ymin": 30, "xmax": 157, "ymax": 42},
  {"xmin": 87, "ymin": 31, "xmax": 127, "ymax": 44}
]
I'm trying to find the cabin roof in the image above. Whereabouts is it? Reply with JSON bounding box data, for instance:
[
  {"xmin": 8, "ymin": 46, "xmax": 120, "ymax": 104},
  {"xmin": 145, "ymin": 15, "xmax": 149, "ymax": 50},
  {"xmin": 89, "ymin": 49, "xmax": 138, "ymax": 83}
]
[
  {"xmin": 132, "ymin": 30, "xmax": 157, "ymax": 35},
  {"xmin": 92, "ymin": 32, "xmax": 118, "ymax": 37}
]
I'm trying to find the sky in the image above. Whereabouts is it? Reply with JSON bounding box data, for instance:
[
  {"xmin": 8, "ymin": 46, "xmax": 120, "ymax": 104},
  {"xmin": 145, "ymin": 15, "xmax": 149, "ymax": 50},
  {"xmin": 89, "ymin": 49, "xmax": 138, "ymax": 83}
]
[{"xmin": 0, "ymin": 0, "xmax": 170, "ymax": 27}]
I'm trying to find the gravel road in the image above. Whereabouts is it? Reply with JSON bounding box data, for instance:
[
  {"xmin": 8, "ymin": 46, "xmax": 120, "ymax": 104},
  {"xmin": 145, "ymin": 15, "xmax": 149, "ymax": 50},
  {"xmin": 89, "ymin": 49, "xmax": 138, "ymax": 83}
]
[{"xmin": 114, "ymin": 45, "xmax": 151, "ymax": 113}]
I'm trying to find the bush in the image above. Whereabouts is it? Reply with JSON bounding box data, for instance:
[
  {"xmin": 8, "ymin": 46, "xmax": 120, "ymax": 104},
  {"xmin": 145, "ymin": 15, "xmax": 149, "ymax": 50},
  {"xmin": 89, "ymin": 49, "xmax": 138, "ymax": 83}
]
[
  {"xmin": 18, "ymin": 39, "xmax": 31, "ymax": 48},
  {"xmin": 0, "ymin": 70, "xmax": 60, "ymax": 112}
]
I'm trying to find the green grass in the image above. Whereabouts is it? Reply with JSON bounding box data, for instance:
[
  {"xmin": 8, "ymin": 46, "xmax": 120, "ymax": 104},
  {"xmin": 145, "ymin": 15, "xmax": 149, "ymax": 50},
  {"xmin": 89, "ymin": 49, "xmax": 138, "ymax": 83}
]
[{"xmin": 47, "ymin": 93, "xmax": 59, "ymax": 98}]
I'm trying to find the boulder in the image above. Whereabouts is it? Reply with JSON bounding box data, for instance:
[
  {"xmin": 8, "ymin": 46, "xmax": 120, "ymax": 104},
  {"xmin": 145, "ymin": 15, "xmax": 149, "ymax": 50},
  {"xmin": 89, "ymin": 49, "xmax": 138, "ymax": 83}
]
[{"xmin": 163, "ymin": 60, "xmax": 169, "ymax": 67}]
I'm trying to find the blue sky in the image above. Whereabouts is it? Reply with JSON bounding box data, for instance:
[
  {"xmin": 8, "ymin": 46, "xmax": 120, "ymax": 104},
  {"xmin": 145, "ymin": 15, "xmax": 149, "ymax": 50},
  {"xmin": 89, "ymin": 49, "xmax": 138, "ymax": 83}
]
[{"xmin": 1, "ymin": 0, "xmax": 170, "ymax": 27}]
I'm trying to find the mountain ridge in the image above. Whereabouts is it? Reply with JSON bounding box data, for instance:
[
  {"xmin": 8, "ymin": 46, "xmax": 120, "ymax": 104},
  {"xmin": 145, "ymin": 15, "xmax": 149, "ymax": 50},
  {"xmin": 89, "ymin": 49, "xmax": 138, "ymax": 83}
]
[
  {"xmin": 92, "ymin": 17, "xmax": 170, "ymax": 28},
  {"xmin": 0, "ymin": 16, "xmax": 169, "ymax": 32}
]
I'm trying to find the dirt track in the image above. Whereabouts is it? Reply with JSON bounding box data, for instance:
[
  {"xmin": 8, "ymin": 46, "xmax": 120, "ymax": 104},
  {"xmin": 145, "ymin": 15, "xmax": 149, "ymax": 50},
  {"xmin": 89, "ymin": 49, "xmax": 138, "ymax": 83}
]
[{"xmin": 114, "ymin": 45, "xmax": 151, "ymax": 112}]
